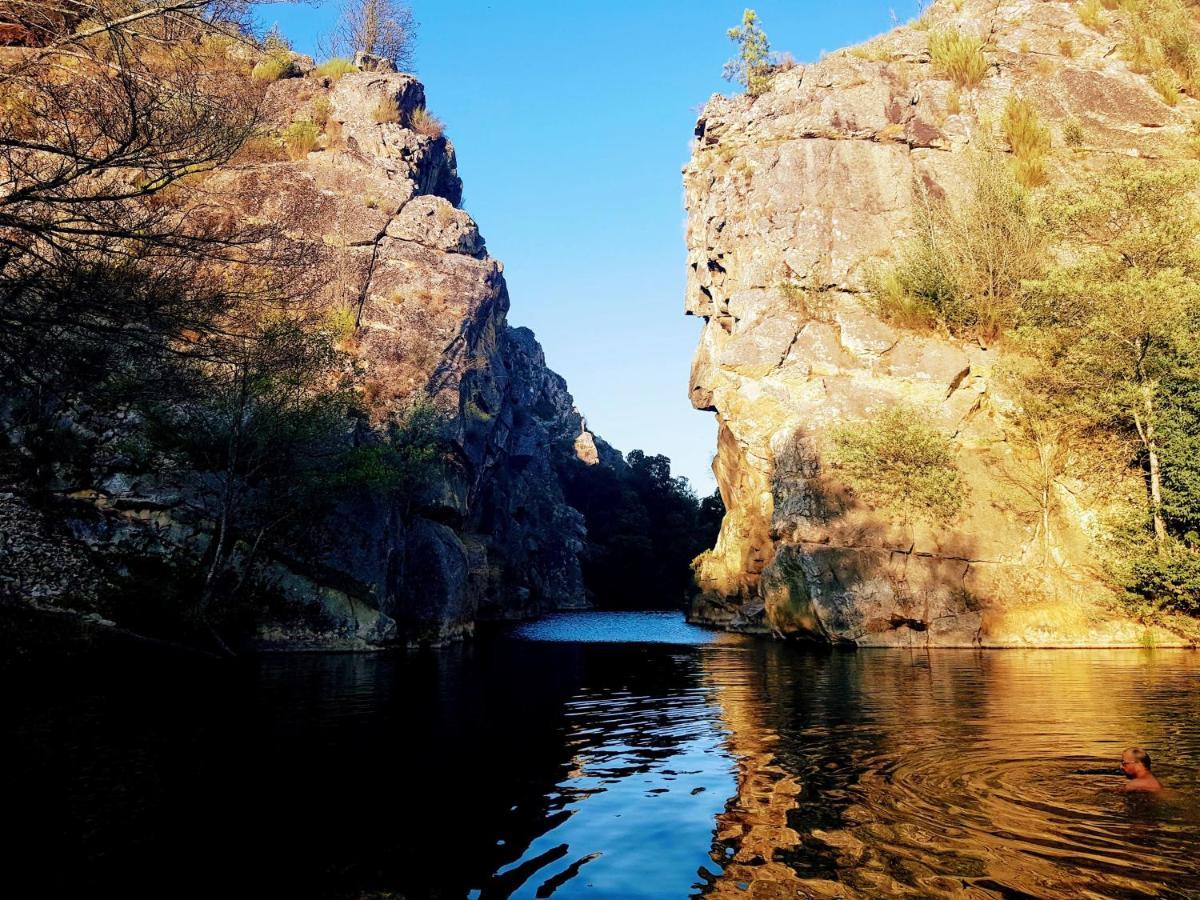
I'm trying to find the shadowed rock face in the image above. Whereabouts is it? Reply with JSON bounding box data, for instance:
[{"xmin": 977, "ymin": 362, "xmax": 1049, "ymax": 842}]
[
  {"xmin": 209, "ymin": 72, "xmax": 616, "ymax": 645},
  {"xmin": 4, "ymin": 69, "xmax": 610, "ymax": 649},
  {"xmin": 683, "ymin": 0, "xmax": 1197, "ymax": 647}
]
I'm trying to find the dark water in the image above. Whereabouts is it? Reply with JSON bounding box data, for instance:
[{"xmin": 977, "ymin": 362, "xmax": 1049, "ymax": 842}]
[{"xmin": 4, "ymin": 611, "xmax": 1200, "ymax": 898}]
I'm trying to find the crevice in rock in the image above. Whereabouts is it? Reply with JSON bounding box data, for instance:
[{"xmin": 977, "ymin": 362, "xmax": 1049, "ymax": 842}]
[
  {"xmin": 354, "ymin": 200, "xmax": 408, "ymax": 328},
  {"xmin": 382, "ymin": 234, "xmax": 483, "ymax": 259},
  {"xmin": 794, "ymin": 538, "xmax": 1002, "ymax": 566},
  {"xmin": 774, "ymin": 324, "xmax": 806, "ymax": 371},
  {"xmin": 944, "ymin": 364, "xmax": 972, "ymax": 399},
  {"xmin": 888, "ymin": 613, "xmax": 928, "ymax": 631}
]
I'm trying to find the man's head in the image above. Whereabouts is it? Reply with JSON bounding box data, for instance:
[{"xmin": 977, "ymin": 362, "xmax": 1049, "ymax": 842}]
[{"xmin": 1121, "ymin": 747, "xmax": 1152, "ymax": 779}]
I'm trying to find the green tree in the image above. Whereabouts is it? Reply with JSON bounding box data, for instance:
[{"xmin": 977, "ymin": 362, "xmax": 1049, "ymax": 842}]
[
  {"xmin": 1027, "ymin": 163, "xmax": 1200, "ymax": 553},
  {"xmin": 724, "ymin": 9, "xmax": 772, "ymax": 97},
  {"xmin": 141, "ymin": 319, "xmax": 353, "ymax": 626},
  {"xmin": 558, "ymin": 451, "xmax": 721, "ymax": 608},
  {"xmin": 872, "ymin": 150, "xmax": 1045, "ymax": 341}
]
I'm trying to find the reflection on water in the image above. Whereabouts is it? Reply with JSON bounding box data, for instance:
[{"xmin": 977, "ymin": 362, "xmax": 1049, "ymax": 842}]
[
  {"xmin": 511, "ymin": 610, "xmax": 738, "ymax": 645},
  {"xmin": 4, "ymin": 614, "xmax": 1198, "ymax": 898},
  {"xmin": 701, "ymin": 647, "xmax": 1200, "ymax": 898}
]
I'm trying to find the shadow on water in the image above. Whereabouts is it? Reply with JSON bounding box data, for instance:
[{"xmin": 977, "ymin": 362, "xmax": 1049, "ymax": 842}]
[
  {"xmin": 4, "ymin": 614, "xmax": 1199, "ymax": 898},
  {"xmin": 5, "ymin": 641, "xmax": 596, "ymax": 897}
]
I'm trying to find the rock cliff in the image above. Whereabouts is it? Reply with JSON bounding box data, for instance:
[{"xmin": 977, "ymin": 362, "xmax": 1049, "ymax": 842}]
[
  {"xmin": 684, "ymin": 0, "xmax": 1198, "ymax": 646},
  {"xmin": 2, "ymin": 64, "xmax": 609, "ymax": 649}
]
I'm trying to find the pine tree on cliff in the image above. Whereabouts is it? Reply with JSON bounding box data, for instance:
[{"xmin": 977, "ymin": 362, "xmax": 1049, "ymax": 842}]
[{"xmin": 724, "ymin": 9, "xmax": 772, "ymax": 97}]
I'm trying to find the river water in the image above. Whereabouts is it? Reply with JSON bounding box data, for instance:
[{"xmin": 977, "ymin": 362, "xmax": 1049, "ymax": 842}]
[{"xmin": 5, "ymin": 611, "xmax": 1199, "ymax": 898}]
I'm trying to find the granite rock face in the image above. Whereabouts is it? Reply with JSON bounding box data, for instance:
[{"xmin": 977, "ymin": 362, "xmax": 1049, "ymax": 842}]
[
  {"xmin": 5, "ymin": 69, "xmax": 609, "ymax": 649},
  {"xmin": 683, "ymin": 0, "xmax": 1197, "ymax": 647}
]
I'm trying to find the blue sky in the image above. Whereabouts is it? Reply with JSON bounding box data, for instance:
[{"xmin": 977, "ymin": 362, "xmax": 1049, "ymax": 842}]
[{"xmin": 254, "ymin": 1, "xmax": 921, "ymax": 491}]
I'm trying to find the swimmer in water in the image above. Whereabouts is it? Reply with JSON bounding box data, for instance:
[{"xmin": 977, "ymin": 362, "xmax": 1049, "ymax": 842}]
[{"xmin": 1119, "ymin": 747, "xmax": 1162, "ymax": 793}]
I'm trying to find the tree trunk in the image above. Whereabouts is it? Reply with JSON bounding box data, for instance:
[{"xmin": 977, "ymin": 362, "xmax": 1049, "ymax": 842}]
[
  {"xmin": 1135, "ymin": 392, "xmax": 1167, "ymax": 555},
  {"xmin": 1041, "ymin": 485, "xmax": 1051, "ymax": 566},
  {"xmin": 1147, "ymin": 440, "xmax": 1167, "ymax": 555}
]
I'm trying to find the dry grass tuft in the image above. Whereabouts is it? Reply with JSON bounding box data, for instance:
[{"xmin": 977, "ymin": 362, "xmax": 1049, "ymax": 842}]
[
  {"xmin": 234, "ymin": 133, "xmax": 286, "ymax": 164},
  {"xmin": 1186, "ymin": 119, "xmax": 1200, "ymax": 158},
  {"xmin": 1063, "ymin": 118, "xmax": 1085, "ymax": 147},
  {"xmin": 1122, "ymin": 0, "xmax": 1200, "ymax": 96},
  {"xmin": 252, "ymin": 50, "xmax": 291, "ymax": 82},
  {"xmin": 1001, "ymin": 95, "xmax": 1051, "ymax": 187},
  {"xmin": 310, "ymin": 96, "xmax": 332, "ymax": 129},
  {"xmin": 314, "ymin": 57, "xmax": 358, "ymax": 81},
  {"xmin": 849, "ymin": 42, "xmax": 897, "ymax": 62},
  {"xmin": 1151, "ymin": 68, "xmax": 1182, "ymax": 105},
  {"xmin": 1077, "ymin": 0, "xmax": 1107, "ymax": 33},
  {"xmin": 372, "ymin": 97, "xmax": 401, "ymax": 123},
  {"xmin": 409, "ymin": 107, "xmax": 444, "ymax": 138},
  {"xmin": 283, "ymin": 120, "xmax": 320, "ymax": 160},
  {"xmin": 928, "ymin": 28, "xmax": 989, "ymax": 88}
]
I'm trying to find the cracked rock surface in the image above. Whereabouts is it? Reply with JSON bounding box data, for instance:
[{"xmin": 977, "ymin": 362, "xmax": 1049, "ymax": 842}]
[{"xmin": 683, "ymin": 0, "xmax": 1196, "ymax": 647}]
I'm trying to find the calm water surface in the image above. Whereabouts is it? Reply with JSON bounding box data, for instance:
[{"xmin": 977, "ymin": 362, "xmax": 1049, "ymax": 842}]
[{"xmin": 5, "ymin": 611, "xmax": 1199, "ymax": 898}]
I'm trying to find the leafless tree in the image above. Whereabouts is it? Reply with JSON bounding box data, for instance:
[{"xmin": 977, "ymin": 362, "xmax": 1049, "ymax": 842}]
[
  {"xmin": 329, "ymin": 0, "xmax": 416, "ymax": 69},
  {"xmin": 0, "ymin": 1, "xmax": 303, "ymax": 388}
]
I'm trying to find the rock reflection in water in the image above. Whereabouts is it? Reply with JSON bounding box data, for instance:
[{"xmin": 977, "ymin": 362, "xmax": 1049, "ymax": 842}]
[
  {"xmin": 698, "ymin": 645, "xmax": 1200, "ymax": 898},
  {"xmin": 6, "ymin": 617, "xmax": 1198, "ymax": 898}
]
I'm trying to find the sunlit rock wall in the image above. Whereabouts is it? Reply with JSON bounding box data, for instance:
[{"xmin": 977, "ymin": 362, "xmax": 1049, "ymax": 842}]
[{"xmin": 683, "ymin": 0, "xmax": 1197, "ymax": 646}]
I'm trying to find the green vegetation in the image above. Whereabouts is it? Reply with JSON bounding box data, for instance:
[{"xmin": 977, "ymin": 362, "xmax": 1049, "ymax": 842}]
[
  {"xmin": 283, "ymin": 120, "xmax": 320, "ymax": 158},
  {"xmin": 830, "ymin": 407, "xmax": 965, "ymax": 525},
  {"xmin": 724, "ymin": 9, "xmax": 773, "ymax": 97},
  {"xmin": 873, "ymin": 144, "xmax": 1200, "ymax": 617},
  {"xmin": 253, "ymin": 28, "xmax": 294, "ymax": 81},
  {"xmin": 928, "ymin": 27, "xmax": 989, "ymax": 88},
  {"xmin": 870, "ymin": 150, "xmax": 1044, "ymax": 340},
  {"xmin": 252, "ymin": 51, "xmax": 292, "ymax": 82},
  {"xmin": 0, "ymin": 4, "xmax": 452, "ymax": 650},
  {"xmin": 314, "ymin": 57, "xmax": 359, "ymax": 80},
  {"xmin": 1025, "ymin": 164, "xmax": 1200, "ymax": 558},
  {"xmin": 559, "ymin": 451, "xmax": 723, "ymax": 609}
]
